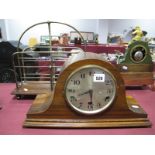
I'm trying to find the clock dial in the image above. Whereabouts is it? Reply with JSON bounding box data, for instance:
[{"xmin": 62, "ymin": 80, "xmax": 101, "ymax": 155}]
[
  {"xmin": 130, "ymin": 45, "xmax": 146, "ymax": 63},
  {"xmin": 65, "ymin": 65, "xmax": 116, "ymax": 115}
]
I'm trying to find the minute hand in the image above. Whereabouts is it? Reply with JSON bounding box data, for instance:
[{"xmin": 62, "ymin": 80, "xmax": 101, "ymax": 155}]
[{"xmin": 78, "ymin": 90, "xmax": 90, "ymax": 96}]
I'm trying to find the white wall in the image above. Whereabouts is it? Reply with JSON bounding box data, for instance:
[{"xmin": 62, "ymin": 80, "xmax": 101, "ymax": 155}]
[
  {"xmin": 97, "ymin": 19, "xmax": 108, "ymax": 43},
  {"xmin": 3, "ymin": 19, "xmax": 155, "ymax": 45},
  {"xmin": 108, "ymin": 19, "xmax": 155, "ymax": 41},
  {"xmin": 5, "ymin": 19, "xmax": 99, "ymax": 45},
  {"xmin": 0, "ymin": 19, "xmax": 7, "ymax": 40}
]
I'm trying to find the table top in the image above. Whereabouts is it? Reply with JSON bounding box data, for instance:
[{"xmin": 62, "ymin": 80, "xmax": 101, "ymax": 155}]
[{"xmin": 0, "ymin": 83, "xmax": 155, "ymax": 135}]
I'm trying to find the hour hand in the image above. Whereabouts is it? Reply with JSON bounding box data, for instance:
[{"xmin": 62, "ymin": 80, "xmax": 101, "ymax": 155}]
[{"xmin": 89, "ymin": 89, "xmax": 93, "ymax": 101}]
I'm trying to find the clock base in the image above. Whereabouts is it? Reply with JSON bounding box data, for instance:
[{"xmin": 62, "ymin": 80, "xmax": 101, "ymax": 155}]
[
  {"xmin": 23, "ymin": 118, "xmax": 151, "ymax": 128},
  {"xmin": 117, "ymin": 62, "xmax": 154, "ymax": 91},
  {"xmin": 23, "ymin": 95, "xmax": 151, "ymax": 128}
]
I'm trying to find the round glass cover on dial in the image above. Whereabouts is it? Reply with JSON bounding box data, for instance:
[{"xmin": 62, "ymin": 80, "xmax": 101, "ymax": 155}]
[
  {"xmin": 65, "ymin": 65, "xmax": 116, "ymax": 115},
  {"xmin": 131, "ymin": 46, "xmax": 146, "ymax": 63}
]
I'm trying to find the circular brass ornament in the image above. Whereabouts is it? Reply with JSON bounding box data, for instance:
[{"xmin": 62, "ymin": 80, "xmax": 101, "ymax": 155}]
[{"xmin": 130, "ymin": 45, "xmax": 147, "ymax": 63}]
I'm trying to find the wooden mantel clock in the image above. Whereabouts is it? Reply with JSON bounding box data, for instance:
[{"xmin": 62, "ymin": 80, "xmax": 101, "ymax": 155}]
[{"xmin": 24, "ymin": 52, "xmax": 151, "ymax": 128}]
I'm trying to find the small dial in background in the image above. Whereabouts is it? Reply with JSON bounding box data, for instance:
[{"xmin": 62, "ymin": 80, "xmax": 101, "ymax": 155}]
[{"xmin": 131, "ymin": 46, "xmax": 146, "ymax": 62}]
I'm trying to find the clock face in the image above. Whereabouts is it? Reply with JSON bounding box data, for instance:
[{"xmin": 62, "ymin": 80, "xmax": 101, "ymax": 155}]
[
  {"xmin": 130, "ymin": 45, "xmax": 146, "ymax": 63},
  {"xmin": 64, "ymin": 65, "xmax": 116, "ymax": 115}
]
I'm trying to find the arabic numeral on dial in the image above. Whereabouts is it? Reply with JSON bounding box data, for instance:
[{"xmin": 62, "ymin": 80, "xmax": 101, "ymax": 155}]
[
  {"xmin": 73, "ymin": 80, "xmax": 80, "ymax": 85},
  {"xmin": 97, "ymin": 102, "xmax": 101, "ymax": 108},
  {"xmin": 88, "ymin": 101, "xmax": 93, "ymax": 110},
  {"xmin": 105, "ymin": 80, "xmax": 112, "ymax": 85},
  {"xmin": 68, "ymin": 89, "xmax": 75, "ymax": 93},
  {"xmin": 79, "ymin": 102, "xmax": 83, "ymax": 108},
  {"xmin": 89, "ymin": 71, "xmax": 92, "ymax": 76},
  {"xmin": 107, "ymin": 89, "xmax": 113, "ymax": 94},
  {"xmin": 105, "ymin": 96, "xmax": 110, "ymax": 102},
  {"xmin": 80, "ymin": 73, "xmax": 85, "ymax": 78},
  {"xmin": 70, "ymin": 96, "xmax": 77, "ymax": 102}
]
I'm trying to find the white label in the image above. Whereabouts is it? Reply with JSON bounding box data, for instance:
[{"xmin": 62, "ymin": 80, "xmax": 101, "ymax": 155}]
[{"xmin": 93, "ymin": 74, "xmax": 105, "ymax": 82}]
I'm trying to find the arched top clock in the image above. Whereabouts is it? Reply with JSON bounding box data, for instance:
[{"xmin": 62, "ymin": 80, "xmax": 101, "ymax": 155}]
[
  {"xmin": 116, "ymin": 41, "xmax": 154, "ymax": 90},
  {"xmin": 24, "ymin": 52, "xmax": 151, "ymax": 128}
]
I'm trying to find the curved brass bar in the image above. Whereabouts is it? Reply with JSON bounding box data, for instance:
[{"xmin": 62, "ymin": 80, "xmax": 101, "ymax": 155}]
[{"xmin": 17, "ymin": 21, "xmax": 86, "ymax": 52}]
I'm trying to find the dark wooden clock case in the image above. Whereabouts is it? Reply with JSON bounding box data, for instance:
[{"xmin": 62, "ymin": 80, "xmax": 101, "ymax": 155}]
[{"xmin": 24, "ymin": 52, "xmax": 151, "ymax": 128}]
